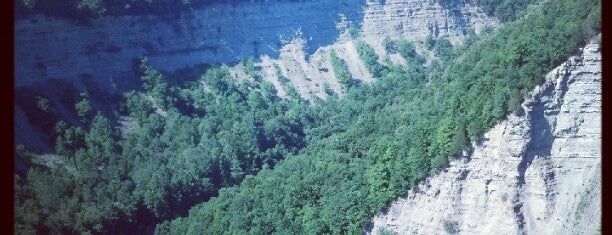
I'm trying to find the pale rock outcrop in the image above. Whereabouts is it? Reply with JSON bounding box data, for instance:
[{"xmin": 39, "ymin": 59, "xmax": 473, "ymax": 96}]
[
  {"xmin": 250, "ymin": 35, "xmax": 376, "ymax": 100},
  {"xmin": 247, "ymin": 0, "xmax": 499, "ymax": 100},
  {"xmin": 15, "ymin": 0, "xmax": 365, "ymax": 152},
  {"xmin": 14, "ymin": 0, "xmax": 497, "ymax": 96},
  {"xmin": 361, "ymin": 0, "xmax": 497, "ymax": 44},
  {"xmin": 360, "ymin": 0, "xmax": 499, "ymax": 65},
  {"xmin": 369, "ymin": 37, "xmax": 601, "ymax": 235},
  {"xmin": 14, "ymin": 0, "xmax": 365, "ymax": 88}
]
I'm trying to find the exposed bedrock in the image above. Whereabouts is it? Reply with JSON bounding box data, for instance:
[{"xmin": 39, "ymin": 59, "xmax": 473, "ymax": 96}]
[
  {"xmin": 14, "ymin": 0, "xmax": 497, "ymax": 155},
  {"xmin": 14, "ymin": 0, "xmax": 366, "ymax": 88},
  {"xmin": 369, "ymin": 36, "xmax": 601, "ymax": 235}
]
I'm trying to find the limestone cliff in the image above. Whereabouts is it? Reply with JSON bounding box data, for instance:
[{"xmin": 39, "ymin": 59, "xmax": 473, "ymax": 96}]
[
  {"xmin": 243, "ymin": 0, "xmax": 499, "ymax": 100},
  {"xmin": 14, "ymin": 0, "xmax": 365, "ymax": 88},
  {"xmin": 369, "ymin": 36, "xmax": 601, "ymax": 235},
  {"xmin": 360, "ymin": 0, "xmax": 497, "ymax": 60},
  {"xmin": 14, "ymin": 0, "xmax": 497, "ymax": 95},
  {"xmin": 15, "ymin": 0, "xmax": 497, "ymax": 152}
]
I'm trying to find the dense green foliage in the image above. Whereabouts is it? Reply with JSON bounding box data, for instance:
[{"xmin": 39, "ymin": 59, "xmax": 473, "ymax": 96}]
[
  {"xmin": 356, "ymin": 41, "xmax": 388, "ymax": 78},
  {"xmin": 400, "ymin": 42, "xmax": 427, "ymax": 67},
  {"xmin": 382, "ymin": 37, "xmax": 397, "ymax": 54},
  {"xmin": 398, "ymin": 40, "xmax": 416, "ymax": 59},
  {"xmin": 438, "ymin": 0, "xmax": 540, "ymax": 22},
  {"xmin": 14, "ymin": 58, "xmax": 317, "ymax": 234},
  {"xmin": 329, "ymin": 50, "xmax": 353, "ymax": 89},
  {"xmin": 156, "ymin": 0, "xmax": 600, "ymax": 233},
  {"xmin": 432, "ymin": 38, "xmax": 455, "ymax": 63},
  {"xmin": 473, "ymin": 0, "xmax": 540, "ymax": 22}
]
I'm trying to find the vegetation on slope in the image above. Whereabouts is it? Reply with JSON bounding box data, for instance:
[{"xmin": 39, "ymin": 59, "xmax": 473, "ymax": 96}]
[
  {"xmin": 156, "ymin": 0, "xmax": 600, "ymax": 233},
  {"xmin": 438, "ymin": 0, "xmax": 540, "ymax": 22},
  {"xmin": 356, "ymin": 41, "xmax": 388, "ymax": 78},
  {"xmin": 14, "ymin": 59, "xmax": 317, "ymax": 234},
  {"xmin": 14, "ymin": 0, "xmax": 600, "ymax": 233},
  {"xmin": 472, "ymin": 0, "xmax": 539, "ymax": 22},
  {"xmin": 329, "ymin": 50, "xmax": 353, "ymax": 90}
]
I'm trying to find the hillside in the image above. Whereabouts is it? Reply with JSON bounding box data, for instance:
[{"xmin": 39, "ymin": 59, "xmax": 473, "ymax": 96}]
[
  {"xmin": 370, "ymin": 36, "xmax": 601, "ymax": 235},
  {"xmin": 14, "ymin": 0, "xmax": 496, "ymax": 153},
  {"xmin": 157, "ymin": 0, "xmax": 600, "ymax": 233},
  {"xmin": 14, "ymin": 0, "xmax": 600, "ymax": 234}
]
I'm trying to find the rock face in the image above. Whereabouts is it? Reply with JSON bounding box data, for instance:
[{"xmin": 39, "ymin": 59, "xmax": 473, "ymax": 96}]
[
  {"xmin": 14, "ymin": 0, "xmax": 365, "ymax": 88},
  {"xmin": 247, "ymin": 0, "xmax": 498, "ymax": 100},
  {"xmin": 368, "ymin": 37, "xmax": 601, "ymax": 235},
  {"xmin": 14, "ymin": 0, "xmax": 497, "ymax": 152},
  {"xmin": 14, "ymin": 0, "xmax": 366, "ymax": 153},
  {"xmin": 361, "ymin": 0, "xmax": 497, "ymax": 50},
  {"xmin": 14, "ymin": 0, "xmax": 497, "ymax": 94}
]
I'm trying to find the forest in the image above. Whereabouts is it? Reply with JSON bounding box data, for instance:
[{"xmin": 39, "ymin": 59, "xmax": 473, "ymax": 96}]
[{"xmin": 14, "ymin": 0, "xmax": 600, "ymax": 234}]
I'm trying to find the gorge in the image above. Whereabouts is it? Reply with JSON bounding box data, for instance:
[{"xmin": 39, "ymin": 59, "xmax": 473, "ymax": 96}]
[{"xmin": 14, "ymin": 0, "xmax": 600, "ymax": 234}]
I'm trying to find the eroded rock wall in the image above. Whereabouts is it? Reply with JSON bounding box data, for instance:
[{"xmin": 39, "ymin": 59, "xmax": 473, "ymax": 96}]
[
  {"xmin": 14, "ymin": 0, "xmax": 365, "ymax": 152},
  {"xmin": 360, "ymin": 0, "xmax": 498, "ymax": 60},
  {"xmin": 14, "ymin": 0, "xmax": 365, "ymax": 88},
  {"xmin": 247, "ymin": 0, "xmax": 498, "ymax": 100},
  {"xmin": 369, "ymin": 37, "xmax": 601, "ymax": 235},
  {"xmin": 14, "ymin": 0, "xmax": 497, "ymax": 153}
]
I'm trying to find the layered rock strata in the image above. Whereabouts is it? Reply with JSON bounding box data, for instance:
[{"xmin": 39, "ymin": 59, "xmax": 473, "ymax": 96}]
[
  {"xmin": 249, "ymin": 0, "xmax": 498, "ymax": 100},
  {"xmin": 360, "ymin": 0, "xmax": 498, "ymax": 61},
  {"xmin": 369, "ymin": 37, "xmax": 601, "ymax": 235},
  {"xmin": 15, "ymin": 0, "xmax": 497, "ymax": 152},
  {"xmin": 14, "ymin": 0, "xmax": 365, "ymax": 88}
]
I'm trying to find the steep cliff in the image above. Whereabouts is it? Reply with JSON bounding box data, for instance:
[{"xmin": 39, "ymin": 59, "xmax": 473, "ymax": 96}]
[
  {"xmin": 369, "ymin": 36, "xmax": 601, "ymax": 235},
  {"xmin": 15, "ymin": 0, "xmax": 366, "ymax": 153},
  {"xmin": 14, "ymin": 0, "xmax": 365, "ymax": 88},
  {"xmin": 361, "ymin": 0, "xmax": 497, "ymax": 58},
  {"xmin": 15, "ymin": 0, "xmax": 498, "ymax": 152},
  {"xmin": 239, "ymin": 0, "xmax": 499, "ymax": 100},
  {"xmin": 14, "ymin": 0, "xmax": 497, "ymax": 94}
]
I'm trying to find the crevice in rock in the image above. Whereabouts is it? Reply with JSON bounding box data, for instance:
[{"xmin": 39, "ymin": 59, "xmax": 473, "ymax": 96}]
[
  {"xmin": 368, "ymin": 38, "xmax": 600, "ymax": 235},
  {"xmin": 517, "ymin": 83, "xmax": 555, "ymax": 186},
  {"xmin": 543, "ymin": 160, "xmax": 557, "ymax": 216},
  {"xmin": 512, "ymin": 194, "xmax": 526, "ymax": 234}
]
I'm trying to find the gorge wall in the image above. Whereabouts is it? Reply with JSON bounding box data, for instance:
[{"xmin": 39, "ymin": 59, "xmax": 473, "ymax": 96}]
[
  {"xmin": 249, "ymin": 0, "xmax": 498, "ymax": 100},
  {"xmin": 14, "ymin": 0, "xmax": 365, "ymax": 153},
  {"xmin": 14, "ymin": 0, "xmax": 365, "ymax": 88},
  {"xmin": 14, "ymin": 0, "xmax": 498, "ymax": 153},
  {"xmin": 369, "ymin": 36, "xmax": 601, "ymax": 235}
]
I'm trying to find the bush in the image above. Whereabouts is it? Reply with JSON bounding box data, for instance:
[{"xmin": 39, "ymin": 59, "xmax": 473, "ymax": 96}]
[
  {"xmin": 443, "ymin": 219, "xmax": 459, "ymax": 234},
  {"xmin": 398, "ymin": 40, "xmax": 426, "ymax": 64},
  {"xmin": 434, "ymin": 38, "xmax": 454, "ymax": 63},
  {"xmin": 383, "ymin": 37, "xmax": 397, "ymax": 54},
  {"xmin": 398, "ymin": 40, "xmax": 416, "ymax": 59},
  {"xmin": 356, "ymin": 41, "xmax": 388, "ymax": 78},
  {"xmin": 330, "ymin": 50, "xmax": 353, "ymax": 88},
  {"xmin": 379, "ymin": 227, "xmax": 398, "ymax": 235}
]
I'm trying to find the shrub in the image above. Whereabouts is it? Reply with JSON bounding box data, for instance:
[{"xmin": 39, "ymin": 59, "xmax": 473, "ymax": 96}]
[
  {"xmin": 356, "ymin": 41, "xmax": 388, "ymax": 78},
  {"xmin": 330, "ymin": 50, "xmax": 352, "ymax": 88},
  {"xmin": 443, "ymin": 219, "xmax": 459, "ymax": 234},
  {"xmin": 379, "ymin": 227, "xmax": 398, "ymax": 235},
  {"xmin": 383, "ymin": 37, "xmax": 397, "ymax": 54}
]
